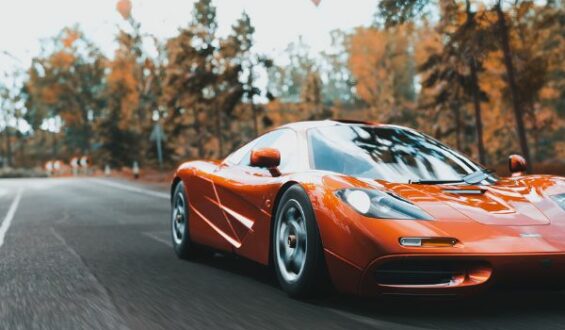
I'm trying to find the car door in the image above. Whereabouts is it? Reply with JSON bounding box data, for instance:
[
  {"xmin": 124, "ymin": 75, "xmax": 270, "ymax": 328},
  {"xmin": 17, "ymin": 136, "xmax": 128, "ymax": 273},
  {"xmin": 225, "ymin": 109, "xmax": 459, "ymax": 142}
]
[{"xmin": 210, "ymin": 129, "xmax": 303, "ymax": 264}]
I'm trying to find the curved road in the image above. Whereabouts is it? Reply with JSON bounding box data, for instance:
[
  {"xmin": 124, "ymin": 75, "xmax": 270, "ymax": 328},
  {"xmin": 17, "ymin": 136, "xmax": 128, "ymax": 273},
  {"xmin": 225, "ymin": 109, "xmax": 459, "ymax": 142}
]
[{"xmin": 1, "ymin": 177, "xmax": 564, "ymax": 329}]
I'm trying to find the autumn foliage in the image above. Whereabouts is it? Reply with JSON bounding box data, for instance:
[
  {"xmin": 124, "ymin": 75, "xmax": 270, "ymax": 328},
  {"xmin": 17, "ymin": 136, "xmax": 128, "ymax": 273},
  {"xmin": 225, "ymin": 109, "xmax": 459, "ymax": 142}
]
[{"xmin": 1, "ymin": 0, "xmax": 563, "ymax": 174}]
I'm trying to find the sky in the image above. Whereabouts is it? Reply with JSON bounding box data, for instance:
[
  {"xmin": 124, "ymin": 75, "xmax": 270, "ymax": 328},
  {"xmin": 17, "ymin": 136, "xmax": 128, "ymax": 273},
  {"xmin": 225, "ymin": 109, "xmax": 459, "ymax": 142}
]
[{"xmin": 0, "ymin": 0, "xmax": 377, "ymax": 75}]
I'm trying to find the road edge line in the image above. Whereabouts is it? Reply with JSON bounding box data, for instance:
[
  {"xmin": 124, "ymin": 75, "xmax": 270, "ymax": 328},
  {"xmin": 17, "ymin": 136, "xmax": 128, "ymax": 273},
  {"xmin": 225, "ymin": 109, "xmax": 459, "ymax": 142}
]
[
  {"xmin": 50, "ymin": 227, "xmax": 131, "ymax": 330},
  {"xmin": 0, "ymin": 189, "xmax": 23, "ymax": 248}
]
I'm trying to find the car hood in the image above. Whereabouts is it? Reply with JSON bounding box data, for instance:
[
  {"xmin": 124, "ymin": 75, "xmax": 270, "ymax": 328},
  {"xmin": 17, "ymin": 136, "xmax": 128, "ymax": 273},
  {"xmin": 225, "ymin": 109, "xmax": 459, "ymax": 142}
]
[{"xmin": 374, "ymin": 175, "xmax": 565, "ymax": 226}]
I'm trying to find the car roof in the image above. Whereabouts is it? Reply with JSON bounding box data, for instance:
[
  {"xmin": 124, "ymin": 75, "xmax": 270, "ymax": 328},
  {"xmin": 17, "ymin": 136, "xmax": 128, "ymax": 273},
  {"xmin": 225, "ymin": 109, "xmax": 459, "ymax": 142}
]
[{"xmin": 279, "ymin": 119, "xmax": 403, "ymax": 133}]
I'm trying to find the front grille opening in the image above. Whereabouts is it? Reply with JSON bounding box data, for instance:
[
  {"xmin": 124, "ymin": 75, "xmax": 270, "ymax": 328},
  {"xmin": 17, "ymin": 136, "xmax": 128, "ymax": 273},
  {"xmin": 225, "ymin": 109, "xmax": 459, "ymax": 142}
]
[{"xmin": 375, "ymin": 260, "xmax": 489, "ymax": 287}]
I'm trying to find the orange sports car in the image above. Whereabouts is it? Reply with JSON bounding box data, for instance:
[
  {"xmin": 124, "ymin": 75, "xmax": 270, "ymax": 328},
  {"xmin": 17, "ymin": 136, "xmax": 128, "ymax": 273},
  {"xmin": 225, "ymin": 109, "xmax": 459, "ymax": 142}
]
[{"xmin": 170, "ymin": 120, "xmax": 565, "ymax": 297}]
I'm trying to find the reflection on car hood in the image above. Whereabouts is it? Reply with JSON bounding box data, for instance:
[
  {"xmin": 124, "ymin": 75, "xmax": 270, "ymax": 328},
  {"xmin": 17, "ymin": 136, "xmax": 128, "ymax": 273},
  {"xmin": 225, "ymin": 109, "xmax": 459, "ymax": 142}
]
[{"xmin": 376, "ymin": 175, "xmax": 565, "ymax": 226}]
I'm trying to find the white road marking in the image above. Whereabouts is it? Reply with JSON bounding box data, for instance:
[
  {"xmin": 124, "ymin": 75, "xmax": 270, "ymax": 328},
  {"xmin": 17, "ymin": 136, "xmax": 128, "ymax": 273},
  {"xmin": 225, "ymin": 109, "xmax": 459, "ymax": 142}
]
[
  {"xmin": 143, "ymin": 232, "xmax": 172, "ymax": 247},
  {"xmin": 0, "ymin": 189, "xmax": 23, "ymax": 249},
  {"xmin": 327, "ymin": 308, "xmax": 429, "ymax": 330},
  {"xmin": 92, "ymin": 179, "xmax": 169, "ymax": 200}
]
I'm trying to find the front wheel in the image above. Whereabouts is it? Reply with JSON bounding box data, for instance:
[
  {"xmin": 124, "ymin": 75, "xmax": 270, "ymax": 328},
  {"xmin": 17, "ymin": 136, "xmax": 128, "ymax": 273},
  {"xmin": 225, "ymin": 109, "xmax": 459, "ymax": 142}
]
[
  {"xmin": 171, "ymin": 182, "xmax": 198, "ymax": 259},
  {"xmin": 273, "ymin": 185, "xmax": 327, "ymax": 298}
]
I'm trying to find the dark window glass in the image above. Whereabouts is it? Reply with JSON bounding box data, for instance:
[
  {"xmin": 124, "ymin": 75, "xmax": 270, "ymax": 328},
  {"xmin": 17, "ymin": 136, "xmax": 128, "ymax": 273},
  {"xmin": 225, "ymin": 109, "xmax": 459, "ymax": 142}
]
[{"xmin": 308, "ymin": 125, "xmax": 485, "ymax": 183}]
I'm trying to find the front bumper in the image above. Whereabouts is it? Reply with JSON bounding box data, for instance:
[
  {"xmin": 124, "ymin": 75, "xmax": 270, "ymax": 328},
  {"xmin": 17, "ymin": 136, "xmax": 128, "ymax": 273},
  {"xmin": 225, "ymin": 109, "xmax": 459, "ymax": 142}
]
[
  {"xmin": 326, "ymin": 252, "xmax": 565, "ymax": 296},
  {"xmin": 358, "ymin": 254, "xmax": 565, "ymax": 295}
]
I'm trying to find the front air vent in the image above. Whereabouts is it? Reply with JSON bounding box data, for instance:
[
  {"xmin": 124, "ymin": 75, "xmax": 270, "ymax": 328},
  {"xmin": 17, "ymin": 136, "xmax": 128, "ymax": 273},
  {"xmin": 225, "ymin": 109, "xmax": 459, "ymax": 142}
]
[
  {"xmin": 376, "ymin": 260, "xmax": 459, "ymax": 286},
  {"xmin": 375, "ymin": 260, "xmax": 491, "ymax": 287}
]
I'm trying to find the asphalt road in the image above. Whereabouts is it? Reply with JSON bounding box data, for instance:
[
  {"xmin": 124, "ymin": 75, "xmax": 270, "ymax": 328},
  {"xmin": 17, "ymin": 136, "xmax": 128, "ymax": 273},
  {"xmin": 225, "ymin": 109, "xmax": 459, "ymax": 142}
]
[{"xmin": 1, "ymin": 177, "xmax": 565, "ymax": 330}]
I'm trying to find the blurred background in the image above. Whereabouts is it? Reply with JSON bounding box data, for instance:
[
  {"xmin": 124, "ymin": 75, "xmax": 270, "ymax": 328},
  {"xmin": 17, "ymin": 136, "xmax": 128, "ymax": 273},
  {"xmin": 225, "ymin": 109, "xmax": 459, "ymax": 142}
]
[{"xmin": 0, "ymin": 0, "xmax": 563, "ymax": 180}]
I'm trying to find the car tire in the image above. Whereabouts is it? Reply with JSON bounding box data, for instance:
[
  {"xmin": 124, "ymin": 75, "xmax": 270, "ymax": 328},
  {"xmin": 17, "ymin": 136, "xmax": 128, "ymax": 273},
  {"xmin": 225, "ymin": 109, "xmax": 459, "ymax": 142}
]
[
  {"xmin": 273, "ymin": 184, "xmax": 327, "ymax": 298},
  {"xmin": 171, "ymin": 181, "xmax": 199, "ymax": 259}
]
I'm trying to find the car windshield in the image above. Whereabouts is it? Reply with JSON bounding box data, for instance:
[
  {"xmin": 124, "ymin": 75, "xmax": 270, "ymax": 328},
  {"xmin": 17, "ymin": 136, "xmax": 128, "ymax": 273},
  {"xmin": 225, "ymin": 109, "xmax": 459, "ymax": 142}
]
[{"xmin": 308, "ymin": 125, "xmax": 488, "ymax": 183}]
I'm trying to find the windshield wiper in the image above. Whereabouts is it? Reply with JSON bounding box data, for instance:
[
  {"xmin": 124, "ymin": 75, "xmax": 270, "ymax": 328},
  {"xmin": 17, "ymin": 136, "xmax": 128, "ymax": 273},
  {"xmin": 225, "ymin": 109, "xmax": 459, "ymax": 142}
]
[
  {"xmin": 410, "ymin": 169, "xmax": 493, "ymax": 185},
  {"xmin": 410, "ymin": 179, "xmax": 464, "ymax": 185},
  {"xmin": 462, "ymin": 170, "xmax": 489, "ymax": 185}
]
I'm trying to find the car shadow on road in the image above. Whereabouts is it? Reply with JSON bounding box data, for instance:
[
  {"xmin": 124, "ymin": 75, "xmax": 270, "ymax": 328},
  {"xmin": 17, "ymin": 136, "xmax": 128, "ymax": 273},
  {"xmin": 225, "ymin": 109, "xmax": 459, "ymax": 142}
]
[
  {"xmin": 312, "ymin": 289, "xmax": 565, "ymax": 328},
  {"xmin": 187, "ymin": 251, "xmax": 280, "ymax": 288},
  {"xmin": 186, "ymin": 253, "xmax": 565, "ymax": 327}
]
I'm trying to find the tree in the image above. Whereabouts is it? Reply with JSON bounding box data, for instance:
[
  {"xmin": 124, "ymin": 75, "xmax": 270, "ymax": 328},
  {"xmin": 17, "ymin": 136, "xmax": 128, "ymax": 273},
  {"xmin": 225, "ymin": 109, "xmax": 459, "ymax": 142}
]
[
  {"xmin": 509, "ymin": 1, "xmax": 563, "ymax": 162},
  {"xmin": 348, "ymin": 24, "xmax": 416, "ymax": 123},
  {"xmin": 24, "ymin": 27, "xmax": 106, "ymax": 157},
  {"xmin": 320, "ymin": 30, "xmax": 357, "ymax": 106},
  {"xmin": 0, "ymin": 82, "xmax": 13, "ymax": 167},
  {"xmin": 417, "ymin": 1, "xmax": 493, "ymax": 163},
  {"xmin": 493, "ymin": 0, "xmax": 531, "ymax": 171},
  {"xmin": 163, "ymin": 1, "xmax": 261, "ymax": 160},
  {"xmin": 97, "ymin": 29, "xmax": 142, "ymax": 167},
  {"xmin": 215, "ymin": 11, "xmax": 257, "ymax": 156},
  {"xmin": 377, "ymin": 0, "xmax": 541, "ymax": 168},
  {"xmin": 97, "ymin": 1, "xmax": 168, "ymax": 167},
  {"xmin": 162, "ymin": 0, "xmax": 220, "ymax": 160},
  {"xmin": 267, "ymin": 37, "xmax": 317, "ymax": 103},
  {"xmin": 301, "ymin": 70, "xmax": 326, "ymax": 119}
]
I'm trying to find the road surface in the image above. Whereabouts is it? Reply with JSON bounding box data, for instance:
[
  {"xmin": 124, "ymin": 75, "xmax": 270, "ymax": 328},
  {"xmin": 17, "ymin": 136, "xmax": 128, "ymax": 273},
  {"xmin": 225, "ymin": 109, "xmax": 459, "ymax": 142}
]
[{"xmin": 1, "ymin": 177, "xmax": 565, "ymax": 329}]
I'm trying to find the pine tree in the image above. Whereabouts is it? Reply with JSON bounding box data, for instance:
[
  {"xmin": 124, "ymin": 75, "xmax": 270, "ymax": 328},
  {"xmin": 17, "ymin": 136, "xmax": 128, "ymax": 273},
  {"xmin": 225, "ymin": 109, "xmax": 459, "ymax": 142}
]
[
  {"xmin": 162, "ymin": 0, "xmax": 219, "ymax": 160},
  {"xmin": 301, "ymin": 70, "xmax": 325, "ymax": 119}
]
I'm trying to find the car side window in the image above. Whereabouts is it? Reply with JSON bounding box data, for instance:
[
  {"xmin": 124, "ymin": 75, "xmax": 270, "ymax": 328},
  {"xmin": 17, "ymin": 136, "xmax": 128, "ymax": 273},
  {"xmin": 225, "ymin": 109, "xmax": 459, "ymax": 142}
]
[
  {"xmin": 239, "ymin": 130, "xmax": 284, "ymax": 167},
  {"xmin": 224, "ymin": 138, "xmax": 258, "ymax": 165},
  {"xmin": 239, "ymin": 129, "xmax": 299, "ymax": 173}
]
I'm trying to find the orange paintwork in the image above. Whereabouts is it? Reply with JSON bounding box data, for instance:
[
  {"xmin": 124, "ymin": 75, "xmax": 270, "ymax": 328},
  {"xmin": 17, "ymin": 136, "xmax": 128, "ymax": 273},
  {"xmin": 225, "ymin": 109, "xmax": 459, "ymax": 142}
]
[
  {"xmin": 250, "ymin": 148, "xmax": 281, "ymax": 177},
  {"xmin": 172, "ymin": 120, "xmax": 565, "ymax": 296},
  {"xmin": 250, "ymin": 148, "xmax": 281, "ymax": 169}
]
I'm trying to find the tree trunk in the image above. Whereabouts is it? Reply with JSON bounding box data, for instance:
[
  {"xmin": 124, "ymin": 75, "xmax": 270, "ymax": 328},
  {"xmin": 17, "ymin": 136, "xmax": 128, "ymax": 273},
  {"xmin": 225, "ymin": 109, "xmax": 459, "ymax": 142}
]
[
  {"xmin": 465, "ymin": 0, "xmax": 486, "ymax": 165},
  {"xmin": 215, "ymin": 104, "xmax": 223, "ymax": 158},
  {"xmin": 251, "ymin": 102, "xmax": 258, "ymax": 137},
  {"xmin": 82, "ymin": 113, "xmax": 91, "ymax": 155},
  {"xmin": 494, "ymin": 2, "xmax": 532, "ymax": 172},
  {"xmin": 16, "ymin": 116, "xmax": 25, "ymax": 167},
  {"xmin": 453, "ymin": 103, "xmax": 462, "ymax": 151},
  {"xmin": 469, "ymin": 58, "xmax": 486, "ymax": 165},
  {"xmin": 190, "ymin": 108, "xmax": 205, "ymax": 159},
  {"xmin": 248, "ymin": 64, "xmax": 259, "ymax": 137},
  {"xmin": 52, "ymin": 132, "xmax": 57, "ymax": 158},
  {"xmin": 19, "ymin": 136, "xmax": 25, "ymax": 168},
  {"xmin": 3, "ymin": 126, "xmax": 11, "ymax": 168}
]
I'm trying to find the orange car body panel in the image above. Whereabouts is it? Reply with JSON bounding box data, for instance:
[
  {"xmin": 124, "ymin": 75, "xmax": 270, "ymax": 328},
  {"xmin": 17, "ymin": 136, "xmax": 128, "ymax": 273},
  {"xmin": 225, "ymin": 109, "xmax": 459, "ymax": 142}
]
[{"xmin": 173, "ymin": 120, "xmax": 565, "ymax": 296}]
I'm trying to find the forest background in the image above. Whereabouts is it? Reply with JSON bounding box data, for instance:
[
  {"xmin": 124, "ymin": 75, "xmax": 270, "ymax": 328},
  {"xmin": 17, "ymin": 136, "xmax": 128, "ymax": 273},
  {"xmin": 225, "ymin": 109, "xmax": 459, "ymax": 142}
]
[{"xmin": 0, "ymin": 0, "xmax": 563, "ymax": 176}]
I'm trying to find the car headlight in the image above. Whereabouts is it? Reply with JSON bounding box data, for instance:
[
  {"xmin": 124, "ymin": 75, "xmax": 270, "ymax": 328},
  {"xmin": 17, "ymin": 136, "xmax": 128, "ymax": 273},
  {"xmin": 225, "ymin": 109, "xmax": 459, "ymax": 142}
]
[
  {"xmin": 336, "ymin": 189, "xmax": 433, "ymax": 220},
  {"xmin": 552, "ymin": 193, "xmax": 565, "ymax": 211}
]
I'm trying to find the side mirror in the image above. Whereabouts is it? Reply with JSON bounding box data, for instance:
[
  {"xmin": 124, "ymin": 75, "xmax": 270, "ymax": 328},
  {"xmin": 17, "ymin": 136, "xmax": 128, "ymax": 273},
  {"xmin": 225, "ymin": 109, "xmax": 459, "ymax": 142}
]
[
  {"xmin": 508, "ymin": 154, "xmax": 527, "ymax": 176},
  {"xmin": 250, "ymin": 148, "xmax": 281, "ymax": 177}
]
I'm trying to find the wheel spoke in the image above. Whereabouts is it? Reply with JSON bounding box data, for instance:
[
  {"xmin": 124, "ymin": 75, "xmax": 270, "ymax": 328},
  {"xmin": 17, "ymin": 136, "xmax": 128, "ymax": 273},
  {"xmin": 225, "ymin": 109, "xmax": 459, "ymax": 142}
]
[
  {"xmin": 276, "ymin": 199, "xmax": 309, "ymax": 282},
  {"xmin": 296, "ymin": 226, "xmax": 306, "ymax": 249},
  {"xmin": 290, "ymin": 248, "xmax": 304, "ymax": 273},
  {"xmin": 278, "ymin": 236, "xmax": 287, "ymax": 257},
  {"xmin": 172, "ymin": 193, "xmax": 188, "ymax": 245},
  {"xmin": 286, "ymin": 207, "xmax": 297, "ymax": 223},
  {"xmin": 279, "ymin": 222, "xmax": 288, "ymax": 239}
]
